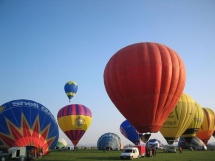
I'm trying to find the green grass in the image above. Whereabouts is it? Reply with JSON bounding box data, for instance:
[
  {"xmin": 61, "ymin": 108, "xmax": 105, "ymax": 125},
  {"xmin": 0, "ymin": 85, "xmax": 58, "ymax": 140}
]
[{"xmin": 38, "ymin": 149, "xmax": 215, "ymax": 161}]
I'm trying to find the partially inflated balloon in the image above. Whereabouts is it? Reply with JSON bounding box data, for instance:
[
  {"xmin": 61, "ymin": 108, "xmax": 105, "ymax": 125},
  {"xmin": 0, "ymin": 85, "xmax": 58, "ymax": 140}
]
[
  {"xmin": 104, "ymin": 42, "xmax": 186, "ymax": 133},
  {"xmin": 160, "ymin": 93, "xmax": 196, "ymax": 145},
  {"xmin": 56, "ymin": 138, "xmax": 67, "ymax": 149},
  {"xmin": 182, "ymin": 102, "xmax": 204, "ymax": 142},
  {"xmin": 178, "ymin": 136, "xmax": 206, "ymax": 150},
  {"xmin": 57, "ymin": 104, "xmax": 92, "ymax": 146},
  {"xmin": 120, "ymin": 120, "xmax": 140, "ymax": 145},
  {"xmin": 64, "ymin": 81, "xmax": 78, "ymax": 101},
  {"xmin": 97, "ymin": 133, "xmax": 121, "ymax": 150},
  {"xmin": 196, "ymin": 108, "xmax": 215, "ymax": 144},
  {"xmin": 0, "ymin": 99, "xmax": 59, "ymax": 154}
]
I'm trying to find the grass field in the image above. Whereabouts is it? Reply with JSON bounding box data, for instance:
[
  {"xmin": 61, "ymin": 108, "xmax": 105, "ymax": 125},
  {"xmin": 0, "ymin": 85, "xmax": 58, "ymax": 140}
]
[{"xmin": 39, "ymin": 149, "xmax": 215, "ymax": 161}]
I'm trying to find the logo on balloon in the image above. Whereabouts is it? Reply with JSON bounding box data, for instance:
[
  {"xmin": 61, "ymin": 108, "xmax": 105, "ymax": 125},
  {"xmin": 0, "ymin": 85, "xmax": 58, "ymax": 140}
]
[
  {"xmin": 75, "ymin": 116, "xmax": 85, "ymax": 127},
  {"xmin": 0, "ymin": 106, "xmax": 4, "ymax": 112}
]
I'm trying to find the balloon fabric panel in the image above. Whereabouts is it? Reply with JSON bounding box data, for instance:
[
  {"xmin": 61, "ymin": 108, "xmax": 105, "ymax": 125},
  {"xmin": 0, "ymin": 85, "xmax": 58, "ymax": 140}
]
[
  {"xmin": 57, "ymin": 104, "xmax": 92, "ymax": 146},
  {"xmin": 104, "ymin": 42, "xmax": 186, "ymax": 133},
  {"xmin": 182, "ymin": 102, "xmax": 204, "ymax": 138},
  {"xmin": 160, "ymin": 93, "xmax": 196, "ymax": 144},
  {"xmin": 196, "ymin": 108, "xmax": 215, "ymax": 144},
  {"xmin": 57, "ymin": 115, "xmax": 92, "ymax": 131},
  {"xmin": 120, "ymin": 120, "xmax": 140, "ymax": 145},
  {"xmin": 97, "ymin": 133, "xmax": 121, "ymax": 150},
  {"xmin": 57, "ymin": 104, "xmax": 92, "ymax": 117},
  {"xmin": 64, "ymin": 130, "xmax": 85, "ymax": 146},
  {"xmin": 0, "ymin": 99, "xmax": 59, "ymax": 154}
]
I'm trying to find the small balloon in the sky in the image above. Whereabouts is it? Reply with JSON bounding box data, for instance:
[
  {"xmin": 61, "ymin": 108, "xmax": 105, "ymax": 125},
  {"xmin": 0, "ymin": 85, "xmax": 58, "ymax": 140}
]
[{"xmin": 64, "ymin": 81, "xmax": 78, "ymax": 102}]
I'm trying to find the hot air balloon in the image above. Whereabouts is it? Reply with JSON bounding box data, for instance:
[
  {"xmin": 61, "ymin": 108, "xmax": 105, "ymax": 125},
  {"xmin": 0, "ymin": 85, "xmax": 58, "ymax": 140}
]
[
  {"xmin": 97, "ymin": 133, "xmax": 121, "ymax": 150},
  {"xmin": 160, "ymin": 93, "xmax": 197, "ymax": 145},
  {"xmin": 178, "ymin": 136, "xmax": 207, "ymax": 150},
  {"xmin": 57, "ymin": 104, "xmax": 92, "ymax": 147},
  {"xmin": 182, "ymin": 102, "xmax": 204, "ymax": 143},
  {"xmin": 120, "ymin": 120, "xmax": 140, "ymax": 145},
  {"xmin": 56, "ymin": 138, "xmax": 67, "ymax": 149},
  {"xmin": 146, "ymin": 139, "xmax": 161, "ymax": 149},
  {"xmin": 196, "ymin": 108, "xmax": 215, "ymax": 144},
  {"xmin": 0, "ymin": 99, "xmax": 59, "ymax": 155},
  {"xmin": 104, "ymin": 42, "xmax": 186, "ymax": 136},
  {"xmin": 64, "ymin": 81, "xmax": 78, "ymax": 102}
]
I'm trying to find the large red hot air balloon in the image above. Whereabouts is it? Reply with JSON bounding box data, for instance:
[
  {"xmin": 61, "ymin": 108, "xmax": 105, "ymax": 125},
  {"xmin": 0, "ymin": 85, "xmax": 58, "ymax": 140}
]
[{"xmin": 104, "ymin": 42, "xmax": 186, "ymax": 134}]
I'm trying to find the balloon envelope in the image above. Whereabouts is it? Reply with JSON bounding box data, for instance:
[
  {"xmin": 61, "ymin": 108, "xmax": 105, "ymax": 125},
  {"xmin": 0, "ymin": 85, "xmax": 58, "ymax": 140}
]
[
  {"xmin": 196, "ymin": 108, "xmax": 215, "ymax": 144},
  {"xmin": 146, "ymin": 139, "xmax": 161, "ymax": 149},
  {"xmin": 57, "ymin": 104, "xmax": 92, "ymax": 146},
  {"xmin": 120, "ymin": 120, "xmax": 140, "ymax": 145},
  {"xmin": 104, "ymin": 42, "xmax": 186, "ymax": 133},
  {"xmin": 64, "ymin": 81, "xmax": 78, "ymax": 101},
  {"xmin": 178, "ymin": 136, "xmax": 206, "ymax": 150},
  {"xmin": 182, "ymin": 102, "xmax": 204, "ymax": 142},
  {"xmin": 97, "ymin": 133, "xmax": 121, "ymax": 150},
  {"xmin": 160, "ymin": 93, "xmax": 197, "ymax": 145},
  {"xmin": 0, "ymin": 99, "xmax": 59, "ymax": 154},
  {"xmin": 56, "ymin": 138, "xmax": 67, "ymax": 149}
]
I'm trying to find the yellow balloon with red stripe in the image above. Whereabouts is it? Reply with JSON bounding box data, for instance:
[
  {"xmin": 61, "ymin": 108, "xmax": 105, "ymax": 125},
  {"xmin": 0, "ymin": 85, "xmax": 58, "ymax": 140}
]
[
  {"xmin": 160, "ymin": 93, "xmax": 197, "ymax": 145},
  {"xmin": 57, "ymin": 104, "xmax": 92, "ymax": 146},
  {"xmin": 196, "ymin": 107, "xmax": 215, "ymax": 144}
]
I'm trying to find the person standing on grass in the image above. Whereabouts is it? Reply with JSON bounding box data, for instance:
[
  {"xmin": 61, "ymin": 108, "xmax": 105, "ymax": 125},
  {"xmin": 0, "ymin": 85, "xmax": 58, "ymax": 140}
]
[{"xmin": 179, "ymin": 146, "xmax": 182, "ymax": 153}]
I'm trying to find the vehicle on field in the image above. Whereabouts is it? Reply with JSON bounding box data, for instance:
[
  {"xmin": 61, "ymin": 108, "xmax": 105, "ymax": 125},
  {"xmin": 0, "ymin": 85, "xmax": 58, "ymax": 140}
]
[
  {"xmin": 0, "ymin": 147, "xmax": 27, "ymax": 161},
  {"xmin": 0, "ymin": 146, "xmax": 35, "ymax": 161},
  {"xmin": 166, "ymin": 146, "xmax": 176, "ymax": 153},
  {"xmin": 8, "ymin": 147, "xmax": 27, "ymax": 158},
  {"xmin": 134, "ymin": 145, "xmax": 146, "ymax": 157},
  {"xmin": 0, "ymin": 151, "xmax": 9, "ymax": 161},
  {"xmin": 120, "ymin": 147, "xmax": 139, "ymax": 160},
  {"xmin": 65, "ymin": 146, "xmax": 75, "ymax": 151}
]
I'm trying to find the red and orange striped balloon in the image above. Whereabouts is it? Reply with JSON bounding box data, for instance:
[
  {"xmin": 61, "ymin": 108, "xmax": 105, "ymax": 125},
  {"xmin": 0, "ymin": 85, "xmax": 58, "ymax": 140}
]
[{"xmin": 196, "ymin": 108, "xmax": 215, "ymax": 144}]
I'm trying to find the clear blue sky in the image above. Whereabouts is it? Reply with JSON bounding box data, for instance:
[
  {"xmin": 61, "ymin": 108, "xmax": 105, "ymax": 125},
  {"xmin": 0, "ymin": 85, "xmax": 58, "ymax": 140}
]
[{"xmin": 0, "ymin": 0, "xmax": 215, "ymax": 146}]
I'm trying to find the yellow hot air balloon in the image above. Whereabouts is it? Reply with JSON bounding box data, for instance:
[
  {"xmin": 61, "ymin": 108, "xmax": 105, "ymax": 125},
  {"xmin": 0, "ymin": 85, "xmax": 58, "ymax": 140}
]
[
  {"xmin": 182, "ymin": 102, "xmax": 204, "ymax": 143},
  {"xmin": 160, "ymin": 93, "xmax": 197, "ymax": 145},
  {"xmin": 196, "ymin": 108, "xmax": 215, "ymax": 144},
  {"xmin": 57, "ymin": 104, "xmax": 92, "ymax": 147}
]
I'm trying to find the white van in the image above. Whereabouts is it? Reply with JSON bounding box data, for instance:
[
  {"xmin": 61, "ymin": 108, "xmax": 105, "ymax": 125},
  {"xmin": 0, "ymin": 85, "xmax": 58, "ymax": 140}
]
[
  {"xmin": 7, "ymin": 147, "xmax": 27, "ymax": 159},
  {"xmin": 120, "ymin": 147, "xmax": 139, "ymax": 160}
]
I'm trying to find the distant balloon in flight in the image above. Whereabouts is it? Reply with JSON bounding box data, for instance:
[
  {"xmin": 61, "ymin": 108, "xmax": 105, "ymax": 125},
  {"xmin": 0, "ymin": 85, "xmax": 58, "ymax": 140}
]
[
  {"xmin": 57, "ymin": 104, "xmax": 92, "ymax": 146},
  {"xmin": 104, "ymin": 42, "xmax": 186, "ymax": 134},
  {"xmin": 160, "ymin": 93, "xmax": 197, "ymax": 145},
  {"xmin": 64, "ymin": 81, "xmax": 78, "ymax": 102},
  {"xmin": 196, "ymin": 107, "xmax": 215, "ymax": 144},
  {"xmin": 120, "ymin": 120, "xmax": 140, "ymax": 145}
]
